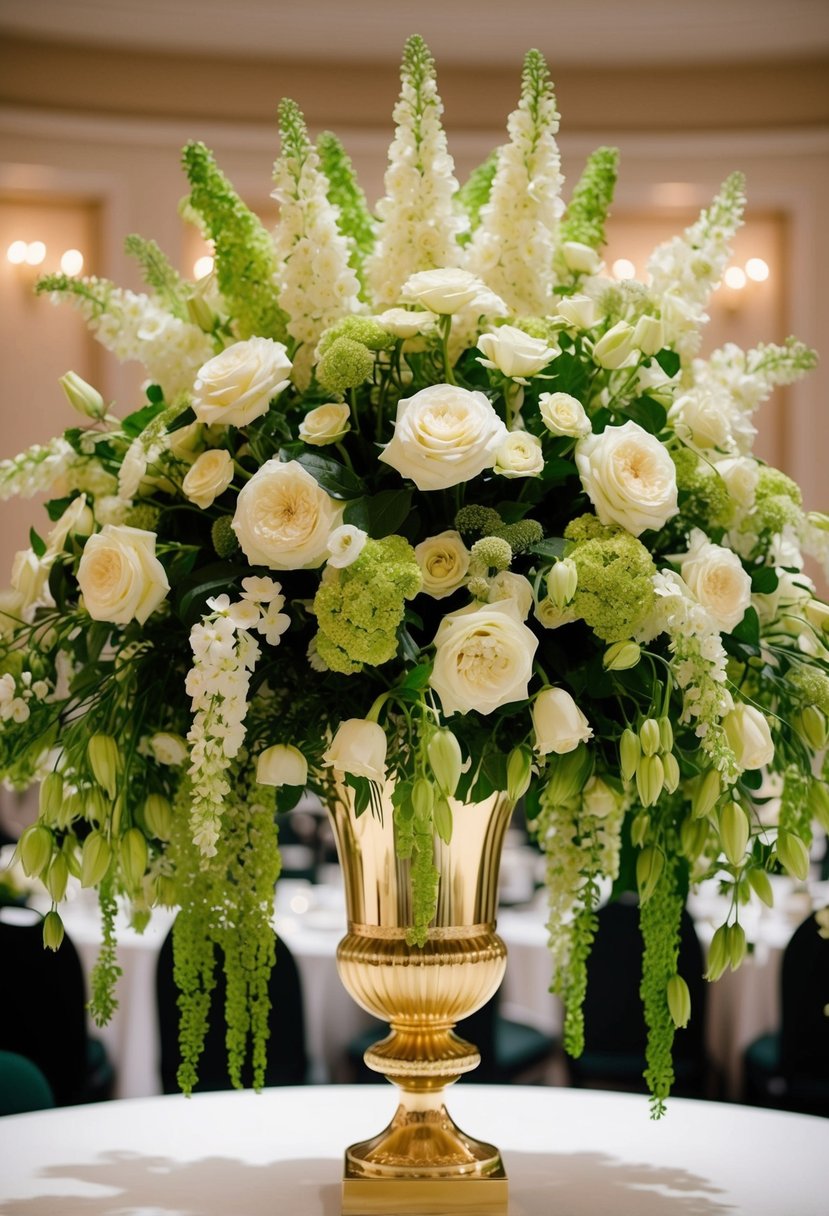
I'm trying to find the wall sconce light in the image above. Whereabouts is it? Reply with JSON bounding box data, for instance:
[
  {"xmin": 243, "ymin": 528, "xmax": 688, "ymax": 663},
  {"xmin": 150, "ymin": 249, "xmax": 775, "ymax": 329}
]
[
  {"xmin": 6, "ymin": 241, "xmax": 85, "ymax": 285},
  {"xmin": 193, "ymin": 254, "xmax": 214, "ymax": 280},
  {"xmin": 719, "ymin": 257, "xmax": 770, "ymax": 311}
]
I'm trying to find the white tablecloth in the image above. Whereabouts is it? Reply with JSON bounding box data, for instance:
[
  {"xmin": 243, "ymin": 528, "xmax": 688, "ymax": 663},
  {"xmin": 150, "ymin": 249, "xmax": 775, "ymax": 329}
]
[{"xmin": 1, "ymin": 1085, "xmax": 827, "ymax": 1215}]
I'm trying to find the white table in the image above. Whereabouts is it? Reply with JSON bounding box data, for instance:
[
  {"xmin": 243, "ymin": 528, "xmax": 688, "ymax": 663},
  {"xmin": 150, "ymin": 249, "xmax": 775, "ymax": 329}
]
[{"xmin": 1, "ymin": 1085, "xmax": 827, "ymax": 1215}]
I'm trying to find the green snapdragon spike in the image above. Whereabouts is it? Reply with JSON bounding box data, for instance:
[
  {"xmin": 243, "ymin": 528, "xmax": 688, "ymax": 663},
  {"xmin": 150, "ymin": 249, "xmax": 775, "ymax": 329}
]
[
  {"xmin": 559, "ymin": 145, "xmax": 620, "ymax": 252},
  {"xmin": 35, "ymin": 272, "xmax": 114, "ymax": 316},
  {"xmin": 316, "ymin": 131, "xmax": 375, "ymax": 297},
  {"xmin": 123, "ymin": 234, "xmax": 188, "ymax": 320},
  {"xmin": 182, "ymin": 141, "xmax": 288, "ymax": 342},
  {"xmin": 457, "ymin": 150, "xmax": 499, "ymax": 241}
]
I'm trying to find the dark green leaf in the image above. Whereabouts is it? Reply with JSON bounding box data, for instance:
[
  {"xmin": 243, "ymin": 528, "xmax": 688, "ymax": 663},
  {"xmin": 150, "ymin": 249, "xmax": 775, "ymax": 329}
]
[
  {"xmin": 45, "ymin": 494, "xmax": 79, "ymax": 522},
  {"xmin": 122, "ymin": 400, "xmax": 167, "ymax": 438},
  {"xmin": 400, "ymin": 663, "xmax": 432, "ymax": 691},
  {"xmin": 345, "ymin": 488, "xmax": 413, "ymax": 538},
  {"xmin": 739, "ymin": 769, "xmax": 763, "ymax": 792},
  {"xmin": 528, "ymin": 537, "xmax": 568, "ymax": 560},
  {"xmin": 346, "ymin": 774, "xmax": 371, "ymax": 817},
  {"xmin": 621, "ymin": 396, "xmax": 667, "ymax": 435},
  {"xmin": 289, "ymin": 451, "xmax": 365, "ymax": 500},
  {"xmin": 47, "ymin": 559, "xmax": 69, "ymax": 613},
  {"xmin": 750, "ymin": 567, "xmax": 778, "ymax": 594},
  {"xmin": 86, "ymin": 621, "xmax": 111, "ymax": 664},
  {"xmin": 172, "ymin": 560, "xmax": 249, "ymax": 628},
  {"xmin": 540, "ymin": 457, "xmax": 578, "ymax": 486},
  {"xmin": 166, "ymin": 406, "xmax": 197, "ymax": 434},
  {"xmin": 145, "ymin": 383, "xmax": 164, "ymax": 404},
  {"xmin": 29, "ymin": 528, "xmax": 46, "ymax": 558},
  {"xmin": 397, "ymin": 626, "xmax": 421, "ymax": 665},
  {"xmin": 275, "ymin": 785, "xmax": 306, "ymax": 814},
  {"xmin": 730, "ymin": 606, "xmax": 760, "ymax": 646},
  {"xmin": 654, "ymin": 348, "xmax": 681, "ymax": 378}
]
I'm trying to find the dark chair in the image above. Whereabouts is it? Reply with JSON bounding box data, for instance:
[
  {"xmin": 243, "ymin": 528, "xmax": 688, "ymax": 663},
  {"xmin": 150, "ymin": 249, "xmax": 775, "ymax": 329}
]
[
  {"xmin": 0, "ymin": 1049, "xmax": 55, "ymax": 1115},
  {"xmin": 156, "ymin": 921, "xmax": 308, "ymax": 1093},
  {"xmin": 565, "ymin": 896, "xmax": 712, "ymax": 1098},
  {"xmin": 0, "ymin": 907, "xmax": 114, "ymax": 1106},
  {"xmin": 743, "ymin": 911, "xmax": 829, "ymax": 1117}
]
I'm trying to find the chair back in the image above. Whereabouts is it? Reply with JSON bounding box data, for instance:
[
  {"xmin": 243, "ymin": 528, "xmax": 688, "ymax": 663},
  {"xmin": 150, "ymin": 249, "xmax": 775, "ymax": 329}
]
[
  {"xmin": 0, "ymin": 1049, "xmax": 55, "ymax": 1115},
  {"xmin": 780, "ymin": 912, "xmax": 829, "ymax": 1081}
]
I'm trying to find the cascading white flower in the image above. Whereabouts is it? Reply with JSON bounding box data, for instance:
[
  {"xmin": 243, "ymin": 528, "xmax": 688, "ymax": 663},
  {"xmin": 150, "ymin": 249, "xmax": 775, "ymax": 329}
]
[{"xmin": 0, "ymin": 436, "xmax": 73, "ymax": 502}]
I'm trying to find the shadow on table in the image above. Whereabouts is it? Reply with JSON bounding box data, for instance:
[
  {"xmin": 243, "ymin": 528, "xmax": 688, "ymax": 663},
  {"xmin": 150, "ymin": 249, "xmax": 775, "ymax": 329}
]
[{"xmin": 0, "ymin": 1147, "xmax": 734, "ymax": 1216}]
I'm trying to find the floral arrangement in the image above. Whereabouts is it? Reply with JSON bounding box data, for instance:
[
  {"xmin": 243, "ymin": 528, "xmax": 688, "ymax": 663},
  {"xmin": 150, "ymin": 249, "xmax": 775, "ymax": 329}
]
[{"xmin": 1, "ymin": 35, "xmax": 826, "ymax": 1115}]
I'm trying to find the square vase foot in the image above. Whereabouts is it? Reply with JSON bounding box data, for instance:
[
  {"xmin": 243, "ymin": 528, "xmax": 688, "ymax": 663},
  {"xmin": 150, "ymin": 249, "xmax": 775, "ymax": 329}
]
[{"xmin": 342, "ymin": 1168, "xmax": 509, "ymax": 1216}]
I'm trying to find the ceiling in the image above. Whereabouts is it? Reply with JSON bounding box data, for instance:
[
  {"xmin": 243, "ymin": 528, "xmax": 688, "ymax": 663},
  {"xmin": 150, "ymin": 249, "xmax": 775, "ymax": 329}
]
[{"xmin": 2, "ymin": 0, "xmax": 829, "ymax": 66}]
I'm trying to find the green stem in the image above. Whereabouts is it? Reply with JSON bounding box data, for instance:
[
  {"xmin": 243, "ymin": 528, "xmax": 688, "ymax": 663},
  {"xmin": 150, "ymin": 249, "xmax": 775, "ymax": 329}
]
[{"xmin": 440, "ymin": 315, "xmax": 455, "ymax": 385}]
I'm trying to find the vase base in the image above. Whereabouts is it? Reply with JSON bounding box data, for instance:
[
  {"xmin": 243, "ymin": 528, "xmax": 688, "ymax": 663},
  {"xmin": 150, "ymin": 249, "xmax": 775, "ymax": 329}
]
[{"xmin": 342, "ymin": 1171, "xmax": 509, "ymax": 1216}]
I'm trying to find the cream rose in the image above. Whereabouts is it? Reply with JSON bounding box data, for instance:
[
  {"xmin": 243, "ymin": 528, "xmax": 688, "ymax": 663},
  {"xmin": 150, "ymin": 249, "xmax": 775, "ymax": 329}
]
[
  {"xmin": 494, "ymin": 431, "xmax": 544, "ymax": 479},
  {"xmin": 257, "ymin": 744, "xmax": 308, "ymax": 788},
  {"xmin": 539, "ymin": 392, "xmax": 591, "ymax": 438},
  {"xmin": 182, "ymin": 449, "xmax": 234, "ymax": 509},
  {"xmin": 723, "ymin": 703, "xmax": 774, "ymax": 770},
  {"xmin": 715, "ymin": 456, "xmax": 759, "ymax": 510},
  {"xmin": 680, "ymin": 529, "xmax": 751, "ymax": 633},
  {"xmin": 232, "ymin": 459, "xmax": 342, "ymax": 570},
  {"xmin": 77, "ymin": 525, "xmax": 169, "ymax": 625},
  {"xmin": 401, "ymin": 268, "xmax": 488, "ymax": 315},
  {"xmin": 415, "ymin": 531, "xmax": 470, "ymax": 599},
  {"xmin": 592, "ymin": 320, "xmax": 637, "ymax": 370},
  {"xmin": 575, "ymin": 420, "xmax": 679, "ymax": 536},
  {"xmin": 298, "ymin": 403, "xmax": 351, "ymax": 447},
  {"xmin": 669, "ymin": 389, "xmax": 733, "ymax": 452},
  {"xmin": 488, "ymin": 571, "xmax": 534, "ymax": 620},
  {"xmin": 477, "ymin": 326, "xmax": 557, "ymax": 380},
  {"xmin": 192, "ymin": 337, "xmax": 292, "ymax": 427},
  {"xmin": 532, "ymin": 686, "xmax": 593, "ymax": 755},
  {"xmin": 380, "ymin": 384, "xmax": 508, "ymax": 491},
  {"xmin": 430, "ymin": 600, "xmax": 538, "ymax": 717},
  {"xmin": 322, "ymin": 719, "xmax": 387, "ymax": 783}
]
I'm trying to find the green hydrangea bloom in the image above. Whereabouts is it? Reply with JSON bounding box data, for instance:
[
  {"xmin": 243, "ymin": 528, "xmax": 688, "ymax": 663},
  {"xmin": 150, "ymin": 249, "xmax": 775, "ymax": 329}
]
[
  {"xmin": 510, "ymin": 316, "xmax": 560, "ymax": 343},
  {"xmin": 313, "ymin": 535, "xmax": 422, "ymax": 674},
  {"xmin": 672, "ymin": 447, "xmax": 733, "ymax": 530},
  {"xmin": 316, "ymin": 131, "xmax": 375, "ymax": 297},
  {"xmin": 790, "ymin": 667, "xmax": 829, "ymax": 715},
  {"xmin": 752, "ymin": 466, "xmax": 802, "ymax": 534},
  {"xmin": 124, "ymin": 504, "xmax": 162, "ymax": 531},
  {"xmin": 563, "ymin": 513, "xmax": 607, "ymax": 544},
  {"xmin": 563, "ymin": 515, "xmax": 656, "ymax": 642},
  {"xmin": 457, "ymin": 150, "xmax": 498, "ymax": 242},
  {"xmin": 455, "ymin": 505, "xmax": 503, "ymax": 537},
  {"xmin": 492, "ymin": 520, "xmax": 544, "ymax": 554},
  {"xmin": 558, "ymin": 146, "xmax": 620, "ymax": 251},
  {"xmin": 316, "ymin": 336, "xmax": 375, "ymax": 395},
  {"xmin": 317, "ymin": 316, "xmax": 396, "ymax": 357}
]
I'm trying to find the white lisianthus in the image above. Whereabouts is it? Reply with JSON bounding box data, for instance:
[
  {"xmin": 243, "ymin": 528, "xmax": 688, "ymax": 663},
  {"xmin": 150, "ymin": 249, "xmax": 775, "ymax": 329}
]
[
  {"xmin": 256, "ymin": 744, "xmax": 308, "ymax": 788},
  {"xmin": 476, "ymin": 325, "xmax": 557, "ymax": 380},
  {"xmin": 575, "ymin": 420, "xmax": 679, "ymax": 536},
  {"xmin": 632, "ymin": 315, "xmax": 664, "ymax": 357},
  {"xmin": 192, "ymin": 337, "xmax": 292, "ymax": 427},
  {"xmin": 232, "ymin": 459, "xmax": 342, "ymax": 570},
  {"xmin": 487, "ymin": 571, "xmax": 534, "ymax": 620},
  {"xmin": 560, "ymin": 241, "xmax": 603, "ymax": 275},
  {"xmin": 430, "ymin": 599, "xmax": 538, "ymax": 716},
  {"xmin": 415, "ymin": 530, "xmax": 470, "ymax": 599},
  {"xmin": 77, "ymin": 525, "xmax": 169, "ymax": 625},
  {"xmin": 182, "ymin": 449, "xmax": 234, "ymax": 509},
  {"xmin": 149, "ymin": 732, "xmax": 188, "ymax": 767},
  {"xmin": 532, "ymin": 686, "xmax": 593, "ymax": 755},
  {"xmin": 539, "ymin": 391, "xmax": 591, "ymax": 438},
  {"xmin": 592, "ymin": 320, "xmax": 638, "ymax": 370},
  {"xmin": 327, "ymin": 524, "xmax": 367, "ymax": 569},
  {"xmin": 723, "ymin": 703, "xmax": 774, "ymax": 770},
  {"xmin": 401, "ymin": 268, "xmax": 488, "ymax": 315},
  {"xmin": 11, "ymin": 549, "xmax": 50, "ymax": 611},
  {"xmin": 375, "ymin": 309, "xmax": 435, "ymax": 339},
  {"xmin": 494, "ymin": 431, "xmax": 544, "ymax": 479},
  {"xmin": 715, "ymin": 456, "xmax": 759, "ymax": 510},
  {"xmin": 679, "ymin": 529, "xmax": 751, "ymax": 633},
  {"xmin": 323, "ymin": 719, "xmax": 387, "ymax": 783},
  {"xmin": 298, "ymin": 403, "xmax": 351, "ymax": 447},
  {"xmin": 380, "ymin": 384, "xmax": 508, "ymax": 491},
  {"xmin": 553, "ymin": 294, "xmax": 599, "ymax": 330}
]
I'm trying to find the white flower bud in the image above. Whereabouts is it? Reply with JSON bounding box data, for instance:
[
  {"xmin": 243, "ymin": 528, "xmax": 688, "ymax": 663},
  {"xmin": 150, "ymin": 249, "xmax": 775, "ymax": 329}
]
[
  {"xmin": 592, "ymin": 320, "xmax": 637, "ymax": 370},
  {"xmin": 603, "ymin": 640, "xmax": 641, "ymax": 671},
  {"xmin": 667, "ymin": 974, "xmax": 691, "ymax": 1028},
  {"xmin": 59, "ymin": 371, "xmax": 106, "ymax": 420},
  {"xmin": 547, "ymin": 559, "xmax": 578, "ymax": 609},
  {"xmin": 427, "ymin": 729, "xmax": 463, "ymax": 797},
  {"xmin": 256, "ymin": 744, "xmax": 308, "ymax": 788},
  {"xmin": 719, "ymin": 800, "xmax": 750, "ymax": 866}
]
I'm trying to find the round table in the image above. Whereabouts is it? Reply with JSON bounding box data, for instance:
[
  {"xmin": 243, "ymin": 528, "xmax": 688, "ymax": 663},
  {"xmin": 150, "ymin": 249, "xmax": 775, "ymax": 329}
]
[{"xmin": 0, "ymin": 1085, "xmax": 826, "ymax": 1215}]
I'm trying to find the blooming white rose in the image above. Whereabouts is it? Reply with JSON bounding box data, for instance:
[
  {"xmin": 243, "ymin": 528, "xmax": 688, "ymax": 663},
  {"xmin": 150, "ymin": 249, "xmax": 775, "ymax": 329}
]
[
  {"xmin": 715, "ymin": 456, "xmax": 759, "ymax": 510},
  {"xmin": 477, "ymin": 325, "xmax": 557, "ymax": 380},
  {"xmin": 77, "ymin": 525, "xmax": 169, "ymax": 625},
  {"xmin": 723, "ymin": 703, "xmax": 774, "ymax": 770},
  {"xmin": 575, "ymin": 420, "xmax": 679, "ymax": 536},
  {"xmin": 149, "ymin": 732, "xmax": 188, "ymax": 767},
  {"xmin": 532, "ymin": 686, "xmax": 593, "ymax": 755},
  {"xmin": 401, "ymin": 268, "xmax": 488, "ymax": 315},
  {"xmin": 323, "ymin": 719, "xmax": 387, "ymax": 783},
  {"xmin": 257, "ymin": 744, "xmax": 308, "ymax": 788},
  {"xmin": 487, "ymin": 571, "xmax": 534, "ymax": 620},
  {"xmin": 494, "ymin": 431, "xmax": 544, "ymax": 479},
  {"xmin": 680, "ymin": 530, "xmax": 752, "ymax": 633},
  {"xmin": 327, "ymin": 524, "xmax": 367, "ymax": 569},
  {"xmin": 430, "ymin": 600, "xmax": 538, "ymax": 717},
  {"xmin": 560, "ymin": 241, "xmax": 603, "ymax": 275},
  {"xmin": 182, "ymin": 449, "xmax": 234, "ymax": 509},
  {"xmin": 192, "ymin": 337, "xmax": 292, "ymax": 427},
  {"xmin": 592, "ymin": 320, "xmax": 638, "ymax": 370},
  {"xmin": 380, "ymin": 384, "xmax": 508, "ymax": 492},
  {"xmin": 415, "ymin": 531, "xmax": 470, "ymax": 599},
  {"xmin": 232, "ymin": 459, "xmax": 342, "ymax": 570},
  {"xmin": 539, "ymin": 392, "xmax": 591, "ymax": 439},
  {"xmin": 554, "ymin": 294, "xmax": 599, "ymax": 330},
  {"xmin": 375, "ymin": 309, "xmax": 435, "ymax": 340},
  {"xmin": 298, "ymin": 403, "xmax": 351, "ymax": 447}
]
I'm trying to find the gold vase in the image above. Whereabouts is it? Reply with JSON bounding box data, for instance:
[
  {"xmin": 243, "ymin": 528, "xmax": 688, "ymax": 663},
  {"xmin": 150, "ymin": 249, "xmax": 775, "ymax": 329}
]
[{"xmin": 328, "ymin": 785, "xmax": 513, "ymax": 1215}]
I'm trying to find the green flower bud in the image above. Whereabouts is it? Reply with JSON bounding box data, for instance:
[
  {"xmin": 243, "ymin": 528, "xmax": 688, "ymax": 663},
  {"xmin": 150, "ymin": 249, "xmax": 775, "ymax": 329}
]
[
  {"xmin": 154, "ymin": 875, "xmax": 177, "ymax": 907},
  {"xmin": 42, "ymin": 910, "xmax": 65, "ymax": 952},
  {"xmin": 18, "ymin": 823, "xmax": 54, "ymax": 878},
  {"xmin": 62, "ymin": 837, "xmax": 81, "ymax": 880},
  {"xmin": 119, "ymin": 828, "xmax": 149, "ymax": 891},
  {"xmin": 748, "ymin": 868, "xmax": 774, "ymax": 908},
  {"xmin": 545, "ymin": 743, "xmax": 593, "ymax": 805},
  {"xmin": 427, "ymin": 729, "xmax": 463, "ymax": 798},
  {"xmin": 658, "ymin": 717, "xmax": 674, "ymax": 754},
  {"xmin": 630, "ymin": 811, "xmax": 650, "ymax": 848},
  {"xmin": 639, "ymin": 718, "xmax": 661, "ymax": 757},
  {"xmin": 680, "ymin": 814, "xmax": 709, "ymax": 862},
  {"xmin": 143, "ymin": 794, "xmax": 173, "ymax": 841},
  {"xmin": 797, "ymin": 705, "xmax": 827, "ymax": 752},
  {"xmin": 211, "ymin": 516, "xmax": 241, "ymax": 559},
  {"xmin": 84, "ymin": 787, "xmax": 110, "ymax": 826},
  {"xmin": 603, "ymin": 640, "xmax": 641, "ymax": 672},
  {"xmin": 39, "ymin": 772, "xmax": 64, "ymax": 824},
  {"xmin": 727, "ymin": 922, "xmax": 747, "ymax": 970},
  {"xmin": 662, "ymin": 753, "xmax": 680, "ymax": 794},
  {"xmin": 59, "ymin": 370, "xmax": 106, "ymax": 420},
  {"xmin": 57, "ymin": 791, "xmax": 84, "ymax": 831},
  {"xmin": 706, "ymin": 925, "xmax": 729, "ymax": 981},
  {"xmin": 692, "ymin": 769, "xmax": 721, "ymax": 820},
  {"xmin": 667, "ymin": 974, "xmax": 691, "ymax": 1028},
  {"xmin": 808, "ymin": 780, "xmax": 829, "ymax": 831},
  {"xmin": 186, "ymin": 292, "xmax": 216, "ymax": 332},
  {"xmin": 636, "ymin": 845, "xmax": 664, "ymax": 903},
  {"xmin": 547, "ymin": 558, "xmax": 578, "ymax": 609},
  {"xmin": 44, "ymin": 853, "xmax": 69, "ymax": 902},
  {"xmin": 88, "ymin": 734, "xmax": 120, "ymax": 799},
  {"xmin": 433, "ymin": 796, "xmax": 453, "ymax": 844},
  {"xmin": 804, "ymin": 598, "xmax": 829, "ymax": 632},
  {"xmin": 619, "ymin": 728, "xmax": 640, "ymax": 783},
  {"xmin": 776, "ymin": 830, "xmax": 810, "ymax": 882},
  {"xmin": 636, "ymin": 754, "xmax": 664, "ymax": 808},
  {"xmin": 81, "ymin": 831, "xmax": 112, "ymax": 887},
  {"xmin": 720, "ymin": 800, "xmax": 750, "ymax": 866},
  {"xmin": 507, "ymin": 746, "xmax": 533, "ymax": 803},
  {"xmin": 411, "ymin": 778, "xmax": 434, "ymax": 824}
]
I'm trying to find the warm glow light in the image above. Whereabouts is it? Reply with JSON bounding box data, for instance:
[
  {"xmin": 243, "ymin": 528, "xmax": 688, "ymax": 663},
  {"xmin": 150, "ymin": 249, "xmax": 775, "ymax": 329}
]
[
  {"xmin": 290, "ymin": 894, "xmax": 310, "ymax": 915},
  {"xmin": 745, "ymin": 257, "xmax": 769, "ymax": 283},
  {"xmin": 60, "ymin": 248, "xmax": 84, "ymax": 276},
  {"xmin": 612, "ymin": 258, "xmax": 636, "ymax": 281},
  {"xmin": 193, "ymin": 255, "xmax": 214, "ymax": 280},
  {"xmin": 724, "ymin": 266, "xmax": 747, "ymax": 290},
  {"xmin": 24, "ymin": 241, "xmax": 46, "ymax": 266},
  {"xmin": 6, "ymin": 240, "xmax": 27, "ymax": 265}
]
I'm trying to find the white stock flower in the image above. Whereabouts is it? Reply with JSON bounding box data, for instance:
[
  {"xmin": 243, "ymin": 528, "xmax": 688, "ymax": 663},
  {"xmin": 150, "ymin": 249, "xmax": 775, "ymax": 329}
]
[
  {"xmin": 298, "ymin": 403, "xmax": 351, "ymax": 447},
  {"xmin": 192, "ymin": 338, "xmax": 292, "ymax": 427},
  {"xmin": 477, "ymin": 325, "xmax": 557, "ymax": 380},
  {"xmin": 149, "ymin": 732, "xmax": 188, "ymax": 767},
  {"xmin": 327, "ymin": 524, "xmax": 367, "ymax": 569},
  {"xmin": 323, "ymin": 718, "xmax": 387, "ymax": 782},
  {"xmin": 494, "ymin": 431, "xmax": 544, "ymax": 479},
  {"xmin": 401, "ymin": 269, "xmax": 487, "ymax": 315},
  {"xmin": 575, "ymin": 420, "xmax": 679, "ymax": 536},
  {"xmin": 430, "ymin": 599, "xmax": 538, "ymax": 716},
  {"xmin": 723, "ymin": 703, "xmax": 774, "ymax": 770},
  {"xmin": 182, "ymin": 449, "xmax": 234, "ymax": 509},
  {"xmin": 232, "ymin": 459, "xmax": 342, "ymax": 570},
  {"xmin": 415, "ymin": 530, "xmax": 470, "ymax": 599},
  {"xmin": 257, "ymin": 744, "xmax": 308, "ymax": 788},
  {"xmin": 380, "ymin": 385, "xmax": 508, "ymax": 491},
  {"xmin": 679, "ymin": 529, "xmax": 751, "ymax": 633},
  {"xmin": 77, "ymin": 525, "xmax": 169, "ymax": 625},
  {"xmin": 532, "ymin": 686, "xmax": 592, "ymax": 755},
  {"xmin": 539, "ymin": 392, "xmax": 591, "ymax": 438}
]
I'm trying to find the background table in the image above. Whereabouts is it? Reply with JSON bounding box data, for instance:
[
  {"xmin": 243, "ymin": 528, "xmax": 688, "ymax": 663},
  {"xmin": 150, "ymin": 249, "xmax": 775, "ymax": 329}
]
[{"xmin": 1, "ymin": 1085, "xmax": 827, "ymax": 1215}]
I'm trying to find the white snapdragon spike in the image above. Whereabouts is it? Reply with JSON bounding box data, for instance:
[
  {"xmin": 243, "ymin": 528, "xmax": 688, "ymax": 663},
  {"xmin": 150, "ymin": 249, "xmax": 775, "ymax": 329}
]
[
  {"xmin": 272, "ymin": 100, "xmax": 362, "ymax": 388},
  {"xmin": 646, "ymin": 173, "xmax": 745, "ymax": 361},
  {"xmin": 0, "ymin": 436, "xmax": 73, "ymax": 501},
  {"xmin": 366, "ymin": 36, "xmax": 464, "ymax": 309},
  {"xmin": 467, "ymin": 49, "xmax": 563, "ymax": 316}
]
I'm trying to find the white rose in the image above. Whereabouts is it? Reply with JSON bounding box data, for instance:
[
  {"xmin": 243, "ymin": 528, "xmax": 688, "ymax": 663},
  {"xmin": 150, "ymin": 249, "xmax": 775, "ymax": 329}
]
[
  {"xmin": 192, "ymin": 337, "xmax": 292, "ymax": 427},
  {"xmin": 535, "ymin": 597, "xmax": 576, "ymax": 630},
  {"xmin": 323, "ymin": 719, "xmax": 387, "ymax": 783},
  {"xmin": 298, "ymin": 403, "xmax": 351, "ymax": 447},
  {"xmin": 575, "ymin": 420, "xmax": 679, "ymax": 536},
  {"xmin": 380, "ymin": 384, "xmax": 508, "ymax": 492},
  {"xmin": 487, "ymin": 571, "xmax": 534, "ymax": 620},
  {"xmin": 680, "ymin": 530, "xmax": 752, "ymax": 633},
  {"xmin": 327, "ymin": 524, "xmax": 367, "ymax": 569},
  {"xmin": 560, "ymin": 241, "xmax": 603, "ymax": 275},
  {"xmin": 232, "ymin": 459, "xmax": 342, "ymax": 570},
  {"xmin": 539, "ymin": 392, "xmax": 592, "ymax": 439},
  {"xmin": 11, "ymin": 549, "xmax": 49, "ymax": 610},
  {"xmin": 670, "ymin": 389, "xmax": 733, "ymax": 452},
  {"xmin": 532, "ymin": 686, "xmax": 593, "ymax": 755},
  {"xmin": 257, "ymin": 744, "xmax": 308, "ymax": 788},
  {"xmin": 723, "ymin": 704, "xmax": 774, "ymax": 770},
  {"xmin": 77, "ymin": 525, "xmax": 169, "ymax": 625},
  {"xmin": 150, "ymin": 732, "xmax": 188, "ymax": 767},
  {"xmin": 715, "ymin": 456, "xmax": 759, "ymax": 510},
  {"xmin": 477, "ymin": 325, "xmax": 557, "ymax": 379},
  {"xmin": 494, "ymin": 431, "xmax": 544, "ymax": 479},
  {"xmin": 592, "ymin": 320, "xmax": 638, "ymax": 370},
  {"xmin": 168, "ymin": 421, "xmax": 205, "ymax": 462},
  {"xmin": 182, "ymin": 449, "xmax": 234, "ymax": 509},
  {"xmin": 415, "ymin": 531, "xmax": 470, "ymax": 599},
  {"xmin": 401, "ymin": 268, "xmax": 488, "ymax": 315},
  {"xmin": 375, "ymin": 309, "xmax": 435, "ymax": 340},
  {"xmin": 554, "ymin": 294, "xmax": 599, "ymax": 330},
  {"xmin": 430, "ymin": 600, "xmax": 538, "ymax": 717}
]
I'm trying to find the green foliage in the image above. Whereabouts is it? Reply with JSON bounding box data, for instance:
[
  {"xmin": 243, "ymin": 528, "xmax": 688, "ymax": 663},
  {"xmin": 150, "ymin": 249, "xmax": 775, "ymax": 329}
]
[
  {"xmin": 559, "ymin": 146, "xmax": 620, "ymax": 251},
  {"xmin": 457, "ymin": 152, "xmax": 498, "ymax": 239},
  {"xmin": 317, "ymin": 131, "xmax": 375, "ymax": 294},
  {"xmin": 639, "ymin": 848, "xmax": 683, "ymax": 1119},
  {"xmin": 124, "ymin": 235, "xmax": 188, "ymax": 319}
]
